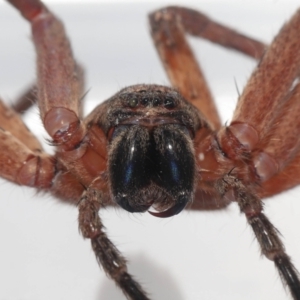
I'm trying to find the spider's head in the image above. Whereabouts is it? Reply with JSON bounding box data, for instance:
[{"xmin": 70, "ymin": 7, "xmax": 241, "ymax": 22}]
[{"xmin": 92, "ymin": 84, "xmax": 204, "ymax": 217}]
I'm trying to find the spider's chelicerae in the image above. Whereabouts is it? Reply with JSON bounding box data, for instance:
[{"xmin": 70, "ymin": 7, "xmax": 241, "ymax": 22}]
[{"xmin": 1, "ymin": 1, "xmax": 300, "ymax": 300}]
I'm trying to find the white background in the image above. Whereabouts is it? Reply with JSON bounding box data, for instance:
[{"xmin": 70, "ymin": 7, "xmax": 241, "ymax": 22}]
[{"xmin": 0, "ymin": 1, "xmax": 300, "ymax": 299}]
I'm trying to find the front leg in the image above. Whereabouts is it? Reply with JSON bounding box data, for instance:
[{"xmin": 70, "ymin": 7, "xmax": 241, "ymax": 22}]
[
  {"xmin": 78, "ymin": 181, "xmax": 150, "ymax": 300},
  {"xmin": 217, "ymin": 175, "xmax": 300, "ymax": 300},
  {"xmin": 149, "ymin": 6, "xmax": 267, "ymax": 131},
  {"xmin": 7, "ymin": 0, "xmax": 85, "ymax": 150}
]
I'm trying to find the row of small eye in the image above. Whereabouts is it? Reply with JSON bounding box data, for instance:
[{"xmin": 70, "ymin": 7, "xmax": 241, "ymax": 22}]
[{"xmin": 126, "ymin": 95, "xmax": 177, "ymax": 109}]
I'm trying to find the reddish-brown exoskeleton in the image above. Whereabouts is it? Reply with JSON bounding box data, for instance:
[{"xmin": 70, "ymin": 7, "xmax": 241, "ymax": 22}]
[{"xmin": 2, "ymin": 1, "xmax": 300, "ymax": 299}]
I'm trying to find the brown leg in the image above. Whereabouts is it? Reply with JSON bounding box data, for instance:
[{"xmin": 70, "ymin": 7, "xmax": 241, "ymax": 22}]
[
  {"xmin": 149, "ymin": 9, "xmax": 220, "ymax": 130},
  {"xmin": 78, "ymin": 183, "xmax": 150, "ymax": 300},
  {"xmin": 215, "ymin": 9, "xmax": 300, "ymax": 190},
  {"xmin": 155, "ymin": 7, "xmax": 266, "ymax": 59},
  {"xmin": 12, "ymin": 85, "xmax": 37, "ymax": 114},
  {"xmin": 217, "ymin": 175, "xmax": 300, "ymax": 300},
  {"xmin": 7, "ymin": 3, "xmax": 147, "ymax": 298},
  {"xmin": 232, "ymin": 9, "xmax": 300, "ymax": 140},
  {"xmin": 259, "ymin": 155, "xmax": 300, "ymax": 199},
  {"xmin": 257, "ymin": 83, "xmax": 300, "ymax": 171},
  {"xmin": 149, "ymin": 6, "xmax": 266, "ymax": 130},
  {"xmin": 237, "ymin": 80, "xmax": 300, "ymax": 185},
  {"xmin": 13, "ymin": 64, "xmax": 85, "ymax": 115},
  {"xmin": 0, "ymin": 96, "xmax": 84, "ymax": 203},
  {"xmin": 7, "ymin": 0, "xmax": 85, "ymax": 151},
  {"xmin": 0, "ymin": 98, "xmax": 42, "ymax": 152},
  {"xmin": 256, "ymin": 83, "xmax": 300, "ymax": 198},
  {"xmin": 0, "ymin": 75, "xmax": 52, "ymax": 186},
  {"xmin": 0, "ymin": 127, "xmax": 53, "ymax": 189},
  {"xmin": 0, "ymin": 94, "xmax": 53, "ymax": 189}
]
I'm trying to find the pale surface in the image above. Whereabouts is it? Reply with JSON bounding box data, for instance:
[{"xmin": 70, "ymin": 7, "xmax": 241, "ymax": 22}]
[{"xmin": 0, "ymin": 1, "xmax": 300, "ymax": 300}]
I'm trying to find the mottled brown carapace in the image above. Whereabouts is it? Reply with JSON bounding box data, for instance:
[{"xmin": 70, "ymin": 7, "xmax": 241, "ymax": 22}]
[{"xmin": 2, "ymin": 1, "xmax": 300, "ymax": 299}]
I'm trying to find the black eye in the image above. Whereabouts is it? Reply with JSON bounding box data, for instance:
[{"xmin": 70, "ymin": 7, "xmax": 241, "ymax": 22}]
[
  {"xmin": 141, "ymin": 97, "xmax": 149, "ymax": 106},
  {"xmin": 164, "ymin": 96, "xmax": 176, "ymax": 109},
  {"xmin": 128, "ymin": 97, "xmax": 138, "ymax": 108},
  {"xmin": 153, "ymin": 97, "xmax": 162, "ymax": 106}
]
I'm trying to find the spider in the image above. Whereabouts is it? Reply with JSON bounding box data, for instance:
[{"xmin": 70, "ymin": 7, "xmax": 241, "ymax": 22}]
[{"xmin": 1, "ymin": 0, "xmax": 300, "ymax": 300}]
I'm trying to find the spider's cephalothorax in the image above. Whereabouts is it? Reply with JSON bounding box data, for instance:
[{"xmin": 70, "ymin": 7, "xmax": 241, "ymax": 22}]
[{"xmin": 94, "ymin": 84, "xmax": 205, "ymax": 217}]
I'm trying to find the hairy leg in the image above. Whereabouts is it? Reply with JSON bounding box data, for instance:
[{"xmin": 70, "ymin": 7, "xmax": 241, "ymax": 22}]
[
  {"xmin": 216, "ymin": 9, "xmax": 300, "ymax": 190},
  {"xmin": 78, "ymin": 183, "xmax": 150, "ymax": 300},
  {"xmin": 231, "ymin": 9, "xmax": 300, "ymax": 143},
  {"xmin": 0, "ymin": 97, "xmax": 42, "ymax": 151},
  {"xmin": 149, "ymin": 6, "xmax": 266, "ymax": 130},
  {"xmin": 217, "ymin": 175, "xmax": 300, "ymax": 300},
  {"xmin": 13, "ymin": 64, "xmax": 85, "ymax": 115},
  {"xmin": 7, "ymin": 0, "xmax": 85, "ymax": 151},
  {"xmin": 12, "ymin": 85, "xmax": 37, "ymax": 114}
]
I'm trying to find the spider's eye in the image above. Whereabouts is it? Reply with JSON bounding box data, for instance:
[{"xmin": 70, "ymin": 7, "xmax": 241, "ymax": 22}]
[
  {"xmin": 164, "ymin": 96, "xmax": 176, "ymax": 109},
  {"xmin": 128, "ymin": 97, "xmax": 139, "ymax": 108},
  {"xmin": 141, "ymin": 97, "xmax": 149, "ymax": 106},
  {"xmin": 153, "ymin": 97, "xmax": 162, "ymax": 106}
]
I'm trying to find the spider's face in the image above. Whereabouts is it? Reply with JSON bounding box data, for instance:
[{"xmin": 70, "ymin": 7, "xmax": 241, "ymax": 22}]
[{"xmin": 95, "ymin": 84, "xmax": 203, "ymax": 217}]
